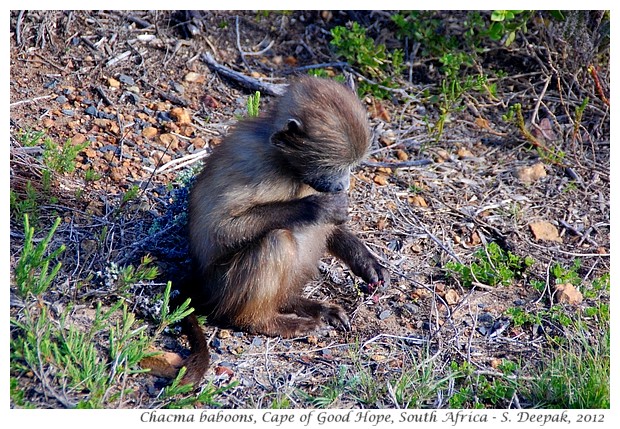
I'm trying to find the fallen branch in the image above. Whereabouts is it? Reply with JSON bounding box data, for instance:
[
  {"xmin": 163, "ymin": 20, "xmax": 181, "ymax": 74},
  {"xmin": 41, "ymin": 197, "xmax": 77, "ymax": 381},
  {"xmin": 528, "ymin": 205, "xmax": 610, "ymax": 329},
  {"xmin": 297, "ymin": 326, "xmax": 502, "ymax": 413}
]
[
  {"xmin": 588, "ymin": 64, "xmax": 610, "ymax": 107},
  {"xmin": 201, "ymin": 53, "xmax": 287, "ymax": 96},
  {"xmin": 10, "ymin": 94, "xmax": 54, "ymax": 107},
  {"xmin": 362, "ymin": 159, "xmax": 432, "ymax": 169}
]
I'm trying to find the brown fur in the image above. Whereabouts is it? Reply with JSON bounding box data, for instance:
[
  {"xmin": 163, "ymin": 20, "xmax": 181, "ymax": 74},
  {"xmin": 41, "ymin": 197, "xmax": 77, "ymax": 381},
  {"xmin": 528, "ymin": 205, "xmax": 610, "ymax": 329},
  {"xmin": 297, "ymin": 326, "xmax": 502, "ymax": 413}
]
[{"xmin": 176, "ymin": 77, "xmax": 389, "ymax": 385}]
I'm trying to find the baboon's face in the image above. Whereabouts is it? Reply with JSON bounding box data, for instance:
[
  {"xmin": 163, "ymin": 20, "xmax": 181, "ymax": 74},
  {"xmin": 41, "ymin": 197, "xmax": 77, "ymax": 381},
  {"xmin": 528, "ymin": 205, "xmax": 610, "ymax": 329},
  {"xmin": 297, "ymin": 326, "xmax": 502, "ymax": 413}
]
[
  {"xmin": 302, "ymin": 166, "xmax": 351, "ymax": 194},
  {"xmin": 270, "ymin": 78, "xmax": 371, "ymax": 194},
  {"xmin": 270, "ymin": 118, "xmax": 355, "ymax": 193}
]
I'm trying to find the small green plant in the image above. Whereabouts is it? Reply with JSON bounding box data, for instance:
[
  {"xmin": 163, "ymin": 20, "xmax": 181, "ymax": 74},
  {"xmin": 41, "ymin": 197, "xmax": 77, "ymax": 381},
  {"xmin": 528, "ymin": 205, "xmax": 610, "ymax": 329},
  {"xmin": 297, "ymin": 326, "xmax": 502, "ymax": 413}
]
[
  {"xmin": 446, "ymin": 361, "xmax": 518, "ymax": 408},
  {"xmin": 155, "ymin": 281, "xmax": 194, "ymax": 336},
  {"xmin": 246, "ymin": 91, "xmax": 261, "ymax": 117},
  {"xmin": 502, "ymin": 103, "xmax": 566, "ymax": 163},
  {"xmin": 505, "ymin": 306, "xmax": 539, "ymax": 327},
  {"xmin": 118, "ymin": 254, "xmax": 159, "ymax": 291},
  {"xmin": 551, "ymin": 259, "xmax": 582, "ymax": 285},
  {"xmin": 10, "ymin": 182, "xmax": 40, "ymax": 224},
  {"xmin": 159, "ymin": 367, "xmax": 236, "ymax": 409},
  {"xmin": 10, "ymin": 219, "xmax": 230, "ymax": 408},
  {"xmin": 304, "ymin": 364, "xmax": 352, "ymax": 407},
  {"xmin": 330, "ymin": 22, "xmax": 403, "ymax": 97},
  {"xmin": 527, "ymin": 326, "xmax": 609, "ymax": 408},
  {"xmin": 487, "ymin": 10, "xmax": 530, "ymax": 46},
  {"xmin": 433, "ymin": 72, "xmax": 491, "ymax": 140},
  {"xmin": 14, "ymin": 215, "xmax": 65, "ymax": 298},
  {"xmin": 43, "ymin": 136, "xmax": 89, "ymax": 174},
  {"xmin": 444, "ymin": 242, "xmax": 534, "ymax": 288},
  {"xmin": 84, "ymin": 167, "xmax": 101, "ymax": 182},
  {"xmin": 121, "ymin": 184, "xmax": 140, "ymax": 204}
]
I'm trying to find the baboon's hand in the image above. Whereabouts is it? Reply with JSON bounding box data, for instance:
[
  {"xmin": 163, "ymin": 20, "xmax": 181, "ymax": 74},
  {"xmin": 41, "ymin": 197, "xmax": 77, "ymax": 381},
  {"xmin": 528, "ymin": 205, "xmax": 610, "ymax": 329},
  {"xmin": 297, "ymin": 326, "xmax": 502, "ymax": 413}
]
[
  {"xmin": 357, "ymin": 257, "xmax": 391, "ymax": 292},
  {"xmin": 307, "ymin": 192, "xmax": 349, "ymax": 225}
]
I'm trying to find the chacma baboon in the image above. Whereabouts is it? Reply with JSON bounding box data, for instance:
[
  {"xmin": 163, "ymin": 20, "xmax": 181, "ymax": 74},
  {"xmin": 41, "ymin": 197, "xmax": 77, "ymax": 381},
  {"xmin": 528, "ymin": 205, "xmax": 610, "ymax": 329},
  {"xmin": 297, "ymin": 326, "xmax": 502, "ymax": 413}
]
[{"xmin": 176, "ymin": 76, "xmax": 389, "ymax": 385}]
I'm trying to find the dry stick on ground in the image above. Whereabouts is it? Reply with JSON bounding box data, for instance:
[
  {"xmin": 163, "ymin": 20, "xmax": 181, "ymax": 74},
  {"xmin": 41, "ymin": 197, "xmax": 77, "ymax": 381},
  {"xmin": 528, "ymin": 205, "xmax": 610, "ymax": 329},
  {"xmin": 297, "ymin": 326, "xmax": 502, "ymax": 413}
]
[{"xmin": 201, "ymin": 52, "xmax": 287, "ymax": 96}]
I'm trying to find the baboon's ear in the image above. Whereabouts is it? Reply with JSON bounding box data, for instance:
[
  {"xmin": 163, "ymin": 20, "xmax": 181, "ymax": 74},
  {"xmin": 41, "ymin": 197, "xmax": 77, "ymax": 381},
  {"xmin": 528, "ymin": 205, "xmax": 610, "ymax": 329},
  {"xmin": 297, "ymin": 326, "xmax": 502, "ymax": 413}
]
[{"xmin": 271, "ymin": 118, "xmax": 304, "ymax": 148}]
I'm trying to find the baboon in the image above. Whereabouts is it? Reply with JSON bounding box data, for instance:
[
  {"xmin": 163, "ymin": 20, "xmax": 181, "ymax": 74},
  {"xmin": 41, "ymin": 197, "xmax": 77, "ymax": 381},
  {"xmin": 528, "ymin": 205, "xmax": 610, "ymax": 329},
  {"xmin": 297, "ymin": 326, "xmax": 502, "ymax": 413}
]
[{"xmin": 176, "ymin": 76, "xmax": 389, "ymax": 385}]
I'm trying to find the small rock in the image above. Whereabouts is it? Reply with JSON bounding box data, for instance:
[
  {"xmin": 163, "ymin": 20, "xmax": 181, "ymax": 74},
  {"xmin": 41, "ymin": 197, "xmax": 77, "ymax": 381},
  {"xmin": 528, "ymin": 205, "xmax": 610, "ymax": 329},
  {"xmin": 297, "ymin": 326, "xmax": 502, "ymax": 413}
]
[
  {"xmin": 172, "ymin": 82, "xmax": 185, "ymax": 94},
  {"xmin": 378, "ymin": 309, "xmax": 392, "ymax": 320},
  {"xmin": 555, "ymin": 283, "xmax": 583, "ymax": 305},
  {"xmin": 42, "ymin": 118, "xmax": 54, "ymax": 128},
  {"xmin": 62, "ymin": 109, "xmax": 75, "ymax": 116},
  {"xmin": 457, "ymin": 146, "xmax": 474, "ymax": 158},
  {"xmin": 55, "ymin": 95, "xmax": 68, "ymax": 104},
  {"xmin": 85, "ymin": 105, "xmax": 98, "ymax": 116},
  {"xmin": 251, "ymin": 337, "xmax": 263, "ymax": 347},
  {"xmin": 43, "ymin": 79, "xmax": 59, "ymax": 89},
  {"xmin": 158, "ymin": 133, "xmax": 179, "ymax": 150},
  {"xmin": 170, "ymin": 107, "xmax": 191, "ymax": 125},
  {"xmin": 140, "ymin": 350, "xmax": 184, "ymax": 379},
  {"xmin": 515, "ymin": 163, "xmax": 547, "ymax": 185},
  {"xmin": 217, "ymin": 329, "xmax": 231, "ymax": 339},
  {"xmin": 445, "ymin": 289, "xmax": 459, "ymax": 305},
  {"xmin": 529, "ymin": 221, "xmax": 562, "ymax": 243},
  {"xmin": 142, "ymin": 126, "xmax": 158, "ymax": 138},
  {"xmin": 157, "ymin": 111, "xmax": 172, "ymax": 122},
  {"xmin": 118, "ymin": 74, "xmax": 135, "ymax": 85},
  {"xmin": 107, "ymin": 77, "xmax": 120, "ymax": 88},
  {"xmin": 184, "ymin": 72, "xmax": 205, "ymax": 83}
]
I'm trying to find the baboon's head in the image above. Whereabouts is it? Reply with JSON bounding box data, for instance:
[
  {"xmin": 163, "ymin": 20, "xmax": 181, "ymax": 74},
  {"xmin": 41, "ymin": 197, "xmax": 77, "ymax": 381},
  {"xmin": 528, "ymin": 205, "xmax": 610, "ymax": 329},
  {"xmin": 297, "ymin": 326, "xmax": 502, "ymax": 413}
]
[{"xmin": 270, "ymin": 77, "xmax": 370, "ymax": 193}]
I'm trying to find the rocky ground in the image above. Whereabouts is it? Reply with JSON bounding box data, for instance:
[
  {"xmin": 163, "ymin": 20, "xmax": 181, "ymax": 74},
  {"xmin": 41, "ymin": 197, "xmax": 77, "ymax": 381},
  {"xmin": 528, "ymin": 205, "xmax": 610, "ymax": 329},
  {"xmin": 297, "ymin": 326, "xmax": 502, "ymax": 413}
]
[{"xmin": 9, "ymin": 11, "xmax": 609, "ymax": 408}]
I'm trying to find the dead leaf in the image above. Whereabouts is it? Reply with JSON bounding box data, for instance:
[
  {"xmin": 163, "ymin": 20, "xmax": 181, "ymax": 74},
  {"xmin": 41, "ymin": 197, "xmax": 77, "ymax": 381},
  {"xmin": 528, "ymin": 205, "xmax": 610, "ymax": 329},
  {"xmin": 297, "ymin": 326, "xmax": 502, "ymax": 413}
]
[
  {"xmin": 214, "ymin": 365, "xmax": 234, "ymax": 378},
  {"xmin": 369, "ymin": 99, "xmax": 391, "ymax": 122},
  {"xmin": 457, "ymin": 146, "xmax": 474, "ymax": 158},
  {"xmin": 469, "ymin": 230, "xmax": 482, "ymax": 246},
  {"xmin": 72, "ymin": 133, "xmax": 86, "ymax": 145},
  {"xmin": 475, "ymin": 117, "xmax": 491, "ymax": 130},
  {"xmin": 373, "ymin": 174, "xmax": 389, "ymax": 186},
  {"xmin": 107, "ymin": 77, "xmax": 120, "ymax": 88},
  {"xmin": 284, "ymin": 56, "xmax": 298, "ymax": 66},
  {"xmin": 532, "ymin": 117, "xmax": 557, "ymax": 142},
  {"xmin": 191, "ymin": 136, "xmax": 207, "ymax": 149},
  {"xmin": 395, "ymin": 149, "xmax": 408, "ymax": 161},
  {"xmin": 554, "ymin": 283, "xmax": 583, "ymax": 305},
  {"xmin": 408, "ymin": 195, "xmax": 428, "ymax": 207},
  {"xmin": 529, "ymin": 221, "xmax": 562, "ymax": 243},
  {"xmin": 435, "ymin": 149, "xmax": 450, "ymax": 162},
  {"xmin": 515, "ymin": 163, "xmax": 547, "ymax": 184},
  {"xmin": 140, "ymin": 350, "xmax": 184, "ymax": 379},
  {"xmin": 202, "ymin": 94, "xmax": 219, "ymax": 109}
]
